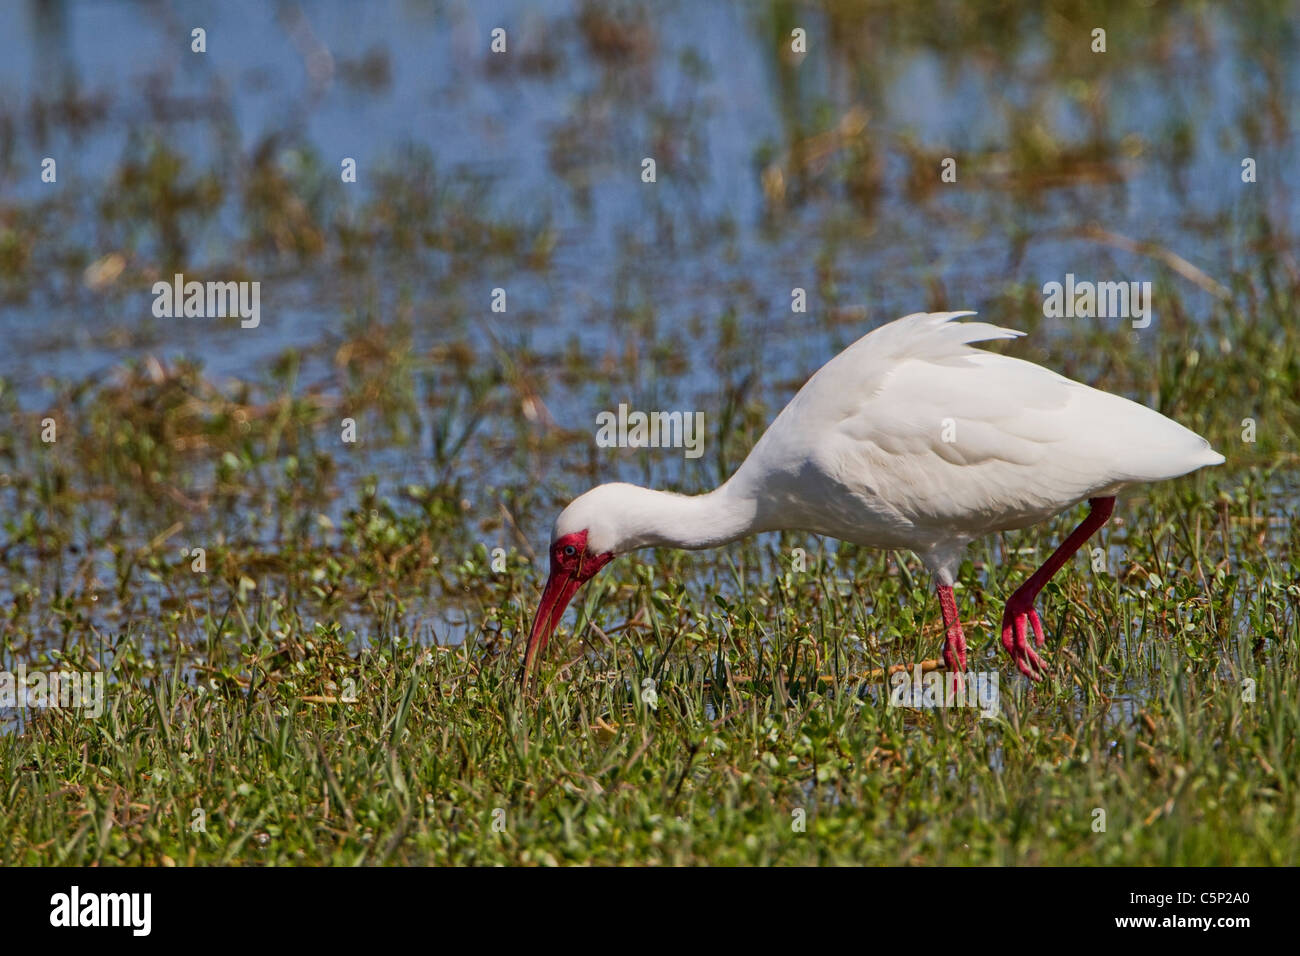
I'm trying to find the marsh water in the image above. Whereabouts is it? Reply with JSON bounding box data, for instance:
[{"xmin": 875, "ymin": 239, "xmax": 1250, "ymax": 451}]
[{"xmin": 1, "ymin": 1, "xmax": 1296, "ymax": 665}]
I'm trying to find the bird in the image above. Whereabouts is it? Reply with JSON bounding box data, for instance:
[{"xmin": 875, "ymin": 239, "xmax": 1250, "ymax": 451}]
[{"xmin": 523, "ymin": 311, "xmax": 1224, "ymax": 683}]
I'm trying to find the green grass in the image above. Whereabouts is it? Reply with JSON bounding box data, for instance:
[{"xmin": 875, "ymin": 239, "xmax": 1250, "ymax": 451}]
[
  {"xmin": 2, "ymin": 292, "xmax": 1297, "ymax": 864},
  {"xmin": 1, "ymin": 0, "xmax": 1297, "ymax": 866},
  {"xmin": 1, "ymin": 515, "xmax": 1295, "ymax": 865}
]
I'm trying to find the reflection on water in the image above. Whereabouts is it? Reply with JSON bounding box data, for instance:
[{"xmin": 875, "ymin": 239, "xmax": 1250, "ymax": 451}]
[
  {"xmin": 2, "ymin": 1, "xmax": 1294, "ymax": 394},
  {"xmin": 0, "ymin": 1, "xmax": 1295, "ymax": 669}
]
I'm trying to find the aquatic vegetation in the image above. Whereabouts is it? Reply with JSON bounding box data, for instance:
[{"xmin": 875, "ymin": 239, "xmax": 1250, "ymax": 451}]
[{"xmin": 0, "ymin": 0, "xmax": 1296, "ymax": 865}]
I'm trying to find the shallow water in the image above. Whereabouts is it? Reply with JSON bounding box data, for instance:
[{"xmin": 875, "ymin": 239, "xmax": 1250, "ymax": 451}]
[
  {"xmin": 0, "ymin": 1, "xmax": 1295, "ymax": 670},
  {"xmin": 4, "ymin": 2, "xmax": 1294, "ymax": 399}
]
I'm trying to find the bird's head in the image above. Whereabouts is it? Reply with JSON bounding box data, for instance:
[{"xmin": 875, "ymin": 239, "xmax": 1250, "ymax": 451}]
[{"xmin": 522, "ymin": 486, "xmax": 624, "ymax": 677}]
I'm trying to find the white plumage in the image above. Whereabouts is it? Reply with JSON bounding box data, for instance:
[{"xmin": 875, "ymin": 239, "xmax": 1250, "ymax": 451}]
[{"xmin": 526, "ymin": 312, "xmax": 1223, "ymax": 681}]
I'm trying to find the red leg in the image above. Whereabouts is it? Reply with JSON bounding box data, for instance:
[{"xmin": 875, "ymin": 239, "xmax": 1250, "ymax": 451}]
[
  {"xmin": 1002, "ymin": 496, "xmax": 1115, "ymax": 680},
  {"xmin": 937, "ymin": 583, "xmax": 966, "ymax": 675}
]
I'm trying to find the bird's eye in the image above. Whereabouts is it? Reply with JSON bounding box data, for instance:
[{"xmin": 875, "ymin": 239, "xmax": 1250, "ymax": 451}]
[{"xmin": 562, "ymin": 545, "xmax": 577, "ymax": 557}]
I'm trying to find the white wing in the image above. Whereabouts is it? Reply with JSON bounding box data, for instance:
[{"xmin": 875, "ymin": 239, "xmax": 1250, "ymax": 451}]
[{"xmin": 732, "ymin": 312, "xmax": 1222, "ymax": 553}]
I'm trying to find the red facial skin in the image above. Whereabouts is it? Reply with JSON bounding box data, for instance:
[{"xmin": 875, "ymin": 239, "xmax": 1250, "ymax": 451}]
[{"xmin": 522, "ymin": 530, "xmax": 615, "ymax": 679}]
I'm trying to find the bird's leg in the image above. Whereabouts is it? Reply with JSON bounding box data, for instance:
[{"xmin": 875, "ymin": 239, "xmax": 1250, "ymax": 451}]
[
  {"xmin": 937, "ymin": 583, "xmax": 966, "ymax": 677},
  {"xmin": 1002, "ymin": 496, "xmax": 1115, "ymax": 680}
]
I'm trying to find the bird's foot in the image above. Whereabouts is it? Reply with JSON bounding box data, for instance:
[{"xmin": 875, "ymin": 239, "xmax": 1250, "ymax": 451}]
[
  {"xmin": 941, "ymin": 620, "xmax": 968, "ymax": 697},
  {"xmin": 1000, "ymin": 598, "xmax": 1047, "ymax": 680},
  {"xmin": 942, "ymin": 623, "xmax": 967, "ymax": 674}
]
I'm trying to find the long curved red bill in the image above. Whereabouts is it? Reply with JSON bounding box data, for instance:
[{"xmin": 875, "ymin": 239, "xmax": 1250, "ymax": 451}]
[{"xmin": 522, "ymin": 569, "xmax": 583, "ymax": 677}]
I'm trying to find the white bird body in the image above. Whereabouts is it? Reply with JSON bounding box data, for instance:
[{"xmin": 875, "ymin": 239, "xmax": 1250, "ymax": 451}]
[{"xmin": 530, "ymin": 312, "xmax": 1223, "ymax": 680}]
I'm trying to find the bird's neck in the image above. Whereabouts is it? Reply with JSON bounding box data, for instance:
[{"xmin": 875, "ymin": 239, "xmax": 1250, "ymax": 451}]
[{"xmin": 614, "ymin": 483, "xmax": 760, "ymax": 552}]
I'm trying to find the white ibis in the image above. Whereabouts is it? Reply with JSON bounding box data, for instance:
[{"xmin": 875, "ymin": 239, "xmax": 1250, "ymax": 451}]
[{"xmin": 524, "ymin": 311, "xmax": 1224, "ymax": 681}]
